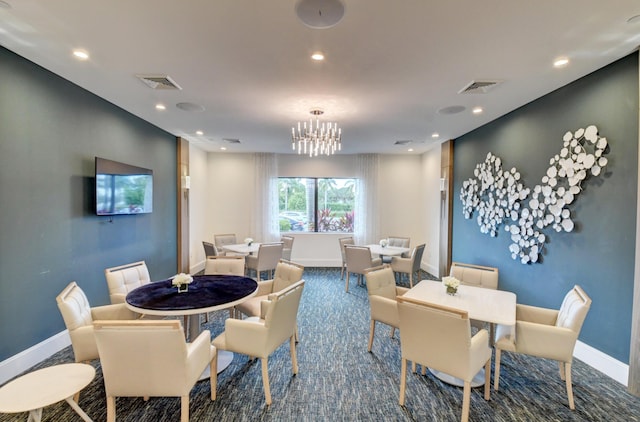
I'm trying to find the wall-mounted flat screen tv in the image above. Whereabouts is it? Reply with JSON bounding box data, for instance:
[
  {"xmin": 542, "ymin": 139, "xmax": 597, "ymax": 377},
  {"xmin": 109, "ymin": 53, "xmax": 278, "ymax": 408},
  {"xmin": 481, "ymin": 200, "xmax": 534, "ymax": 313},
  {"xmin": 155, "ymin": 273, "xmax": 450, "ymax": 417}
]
[{"xmin": 95, "ymin": 157, "xmax": 153, "ymax": 216}]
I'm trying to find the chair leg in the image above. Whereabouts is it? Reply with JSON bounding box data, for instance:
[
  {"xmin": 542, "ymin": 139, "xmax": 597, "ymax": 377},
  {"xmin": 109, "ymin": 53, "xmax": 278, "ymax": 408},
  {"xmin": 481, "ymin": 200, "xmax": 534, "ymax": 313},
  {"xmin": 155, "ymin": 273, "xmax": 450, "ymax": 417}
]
[
  {"xmin": 399, "ymin": 358, "xmax": 407, "ymax": 405},
  {"xmin": 341, "ymin": 263, "xmax": 345, "ymax": 280},
  {"xmin": 484, "ymin": 358, "xmax": 491, "ymax": 400},
  {"xmin": 421, "ymin": 365, "xmax": 426, "ymax": 375},
  {"xmin": 409, "ymin": 271, "xmax": 414, "ymax": 288},
  {"xmin": 559, "ymin": 361, "xmax": 566, "ymax": 380},
  {"xmin": 461, "ymin": 381, "xmax": 471, "ymax": 422},
  {"xmin": 345, "ymin": 272, "xmax": 350, "ymax": 292},
  {"xmin": 368, "ymin": 320, "xmax": 375, "ymax": 352},
  {"xmin": 180, "ymin": 395, "xmax": 189, "ymax": 422},
  {"xmin": 261, "ymin": 357, "xmax": 272, "ymax": 405},
  {"xmin": 494, "ymin": 348, "xmax": 502, "ymax": 391},
  {"xmin": 565, "ymin": 362, "xmax": 575, "ymax": 410},
  {"xmin": 390, "ymin": 326, "xmax": 395, "ymax": 339},
  {"xmin": 290, "ymin": 335, "xmax": 299, "ymax": 375},
  {"xmin": 211, "ymin": 349, "xmax": 218, "ymax": 400},
  {"xmin": 411, "ymin": 361, "xmax": 416, "ymax": 373},
  {"xmin": 107, "ymin": 396, "xmax": 116, "ymax": 422}
]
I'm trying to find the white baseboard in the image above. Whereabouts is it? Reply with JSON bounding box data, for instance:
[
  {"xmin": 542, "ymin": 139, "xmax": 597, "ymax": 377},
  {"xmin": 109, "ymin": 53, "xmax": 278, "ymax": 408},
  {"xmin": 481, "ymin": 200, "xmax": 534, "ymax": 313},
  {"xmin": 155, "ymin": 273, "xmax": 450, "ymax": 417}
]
[
  {"xmin": 574, "ymin": 340, "xmax": 629, "ymax": 386},
  {"xmin": 0, "ymin": 330, "xmax": 71, "ymax": 385}
]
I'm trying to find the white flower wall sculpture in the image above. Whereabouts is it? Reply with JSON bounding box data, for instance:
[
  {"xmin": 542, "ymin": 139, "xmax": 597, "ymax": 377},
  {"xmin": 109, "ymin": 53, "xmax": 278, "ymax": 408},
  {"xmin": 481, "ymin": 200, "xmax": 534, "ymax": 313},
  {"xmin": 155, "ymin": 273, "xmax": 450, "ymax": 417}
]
[{"xmin": 460, "ymin": 125, "xmax": 609, "ymax": 264}]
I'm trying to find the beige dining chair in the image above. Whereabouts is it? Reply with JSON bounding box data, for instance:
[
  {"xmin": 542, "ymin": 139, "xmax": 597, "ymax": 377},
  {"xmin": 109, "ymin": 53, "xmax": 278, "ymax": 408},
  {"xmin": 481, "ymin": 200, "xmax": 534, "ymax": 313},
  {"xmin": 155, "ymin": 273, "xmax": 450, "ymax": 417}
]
[
  {"xmin": 390, "ymin": 244, "xmax": 425, "ymax": 288},
  {"xmin": 338, "ymin": 236, "xmax": 354, "ymax": 279},
  {"xmin": 104, "ymin": 261, "xmax": 151, "ymax": 304},
  {"xmin": 214, "ymin": 233, "xmax": 237, "ymax": 256},
  {"xmin": 449, "ymin": 262, "xmax": 499, "ymax": 334},
  {"xmin": 383, "ymin": 236, "xmax": 411, "ymax": 261},
  {"xmin": 245, "ymin": 242, "xmax": 284, "ymax": 280},
  {"xmin": 493, "ymin": 285, "xmax": 592, "ymax": 410},
  {"xmin": 56, "ymin": 281, "xmax": 138, "ymax": 364},
  {"xmin": 344, "ymin": 245, "xmax": 381, "ymax": 293},
  {"xmin": 281, "ymin": 235, "xmax": 295, "ymax": 261},
  {"xmin": 212, "ymin": 280, "xmax": 305, "ymax": 405},
  {"xmin": 364, "ymin": 265, "xmax": 409, "ymax": 352},
  {"xmin": 202, "ymin": 241, "xmax": 219, "ymax": 258},
  {"xmin": 204, "ymin": 255, "xmax": 246, "ymax": 276},
  {"xmin": 397, "ymin": 296, "xmax": 491, "ymax": 422},
  {"xmin": 94, "ymin": 319, "xmax": 217, "ymax": 422}
]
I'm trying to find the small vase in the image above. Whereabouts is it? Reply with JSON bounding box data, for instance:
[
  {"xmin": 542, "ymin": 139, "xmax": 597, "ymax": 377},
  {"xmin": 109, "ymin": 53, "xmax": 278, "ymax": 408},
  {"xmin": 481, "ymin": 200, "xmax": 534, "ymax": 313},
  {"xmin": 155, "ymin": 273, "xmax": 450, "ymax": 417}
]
[
  {"xmin": 177, "ymin": 284, "xmax": 189, "ymax": 293},
  {"xmin": 446, "ymin": 286, "xmax": 457, "ymax": 296}
]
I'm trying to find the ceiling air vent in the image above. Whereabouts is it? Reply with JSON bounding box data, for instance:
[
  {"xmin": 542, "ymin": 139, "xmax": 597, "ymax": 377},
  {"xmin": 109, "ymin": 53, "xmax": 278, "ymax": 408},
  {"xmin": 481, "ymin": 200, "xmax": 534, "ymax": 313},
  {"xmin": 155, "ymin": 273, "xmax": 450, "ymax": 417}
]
[
  {"xmin": 458, "ymin": 80, "xmax": 502, "ymax": 94},
  {"xmin": 223, "ymin": 138, "xmax": 241, "ymax": 144},
  {"xmin": 394, "ymin": 140, "xmax": 413, "ymax": 145},
  {"xmin": 135, "ymin": 74, "xmax": 182, "ymax": 90}
]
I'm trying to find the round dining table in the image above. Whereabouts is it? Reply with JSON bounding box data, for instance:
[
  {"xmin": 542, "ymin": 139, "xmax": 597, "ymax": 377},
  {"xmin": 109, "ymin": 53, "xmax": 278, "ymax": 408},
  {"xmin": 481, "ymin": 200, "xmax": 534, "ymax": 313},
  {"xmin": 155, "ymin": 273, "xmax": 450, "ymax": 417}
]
[{"xmin": 126, "ymin": 274, "xmax": 258, "ymax": 375}]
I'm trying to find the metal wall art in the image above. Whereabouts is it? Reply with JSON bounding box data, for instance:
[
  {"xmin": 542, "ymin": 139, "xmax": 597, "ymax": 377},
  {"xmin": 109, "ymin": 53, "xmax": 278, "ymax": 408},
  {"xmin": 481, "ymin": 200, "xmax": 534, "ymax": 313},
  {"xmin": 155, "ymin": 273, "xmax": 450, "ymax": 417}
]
[{"xmin": 460, "ymin": 125, "xmax": 609, "ymax": 264}]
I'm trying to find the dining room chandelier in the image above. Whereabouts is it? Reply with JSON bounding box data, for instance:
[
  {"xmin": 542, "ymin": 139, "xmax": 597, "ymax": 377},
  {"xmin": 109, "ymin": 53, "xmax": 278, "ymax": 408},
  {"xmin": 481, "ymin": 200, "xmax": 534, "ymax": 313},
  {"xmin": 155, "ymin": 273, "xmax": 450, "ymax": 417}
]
[{"xmin": 291, "ymin": 109, "xmax": 342, "ymax": 157}]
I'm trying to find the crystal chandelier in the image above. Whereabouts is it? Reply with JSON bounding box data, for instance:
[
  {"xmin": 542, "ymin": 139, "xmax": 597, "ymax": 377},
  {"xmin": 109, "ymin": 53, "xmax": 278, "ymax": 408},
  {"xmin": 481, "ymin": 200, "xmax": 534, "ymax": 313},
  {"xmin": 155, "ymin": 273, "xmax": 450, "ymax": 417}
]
[{"xmin": 291, "ymin": 109, "xmax": 342, "ymax": 157}]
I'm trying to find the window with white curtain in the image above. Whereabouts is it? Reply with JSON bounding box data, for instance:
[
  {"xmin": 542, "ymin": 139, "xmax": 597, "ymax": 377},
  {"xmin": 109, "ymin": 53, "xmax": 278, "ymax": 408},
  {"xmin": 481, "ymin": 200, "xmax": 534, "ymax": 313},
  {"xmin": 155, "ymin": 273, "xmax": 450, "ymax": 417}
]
[{"xmin": 278, "ymin": 177, "xmax": 356, "ymax": 233}]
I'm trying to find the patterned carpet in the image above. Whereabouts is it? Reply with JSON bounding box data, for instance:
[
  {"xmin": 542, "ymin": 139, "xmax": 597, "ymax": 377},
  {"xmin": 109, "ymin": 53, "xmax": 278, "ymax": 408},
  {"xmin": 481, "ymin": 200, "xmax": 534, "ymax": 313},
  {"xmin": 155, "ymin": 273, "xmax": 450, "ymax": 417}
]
[{"xmin": 1, "ymin": 268, "xmax": 639, "ymax": 421}]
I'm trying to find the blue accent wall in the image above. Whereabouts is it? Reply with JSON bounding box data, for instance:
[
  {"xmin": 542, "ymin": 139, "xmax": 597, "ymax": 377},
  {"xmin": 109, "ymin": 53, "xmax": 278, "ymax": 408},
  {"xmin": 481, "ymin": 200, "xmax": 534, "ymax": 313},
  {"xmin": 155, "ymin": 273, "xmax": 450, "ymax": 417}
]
[
  {"xmin": 0, "ymin": 47, "xmax": 178, "ymax": 361},
  {"xmin": 452, "ymin": 53, "xmax": 638, "ymax": 363}
]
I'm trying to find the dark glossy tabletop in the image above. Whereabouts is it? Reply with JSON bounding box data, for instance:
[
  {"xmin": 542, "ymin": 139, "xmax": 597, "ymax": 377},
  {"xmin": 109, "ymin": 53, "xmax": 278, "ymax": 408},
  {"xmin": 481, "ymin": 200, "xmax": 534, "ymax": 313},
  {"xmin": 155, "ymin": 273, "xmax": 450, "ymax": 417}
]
[{"xmin": 125, "ymin": 275, "xmax": 258, "ymax": 315}]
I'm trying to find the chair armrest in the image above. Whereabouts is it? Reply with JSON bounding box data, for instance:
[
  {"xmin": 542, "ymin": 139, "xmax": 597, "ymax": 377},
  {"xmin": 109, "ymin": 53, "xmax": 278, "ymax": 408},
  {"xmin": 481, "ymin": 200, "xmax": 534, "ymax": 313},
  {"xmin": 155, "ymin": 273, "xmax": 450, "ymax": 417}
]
[
  {"xmin": 516, "ymin": 304, "xmax": 558, "ymax": 325},
  {"xmin": 91, "ymin": 303, "xmax": 137, "ymax": 320},
  {"xmin": 395, "ymin": 286, "xmax": 410, "ymax": 296},
  {"xmin": 224, "ymin": 318, "xmax": 269, "ymax": 358},
  {"xmin": 469, "ymin": 329, "xmax": 491, "ymax": 374},
  {"xmin": 186, "ymin": 329, "xmax": 214, "ymax": 381},
  {"xmin": 515, "ymin": 321, "xmax": 577, "ymax": 362},
  {"xmin": 369, "ymin": 296, "xmax": 399, "ymax": 325},
  {"xmin": 255, "ymin": 280, "xmax": 275, "ymax": 296}
]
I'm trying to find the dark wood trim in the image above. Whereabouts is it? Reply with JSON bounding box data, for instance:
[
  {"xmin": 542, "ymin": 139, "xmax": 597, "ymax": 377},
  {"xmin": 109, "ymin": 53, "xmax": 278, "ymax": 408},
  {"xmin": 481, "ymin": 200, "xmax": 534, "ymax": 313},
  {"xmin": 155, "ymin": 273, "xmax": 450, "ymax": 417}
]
[{"xmin": 439, "ymin": 140, "xmax": 454, "ymax": 277}]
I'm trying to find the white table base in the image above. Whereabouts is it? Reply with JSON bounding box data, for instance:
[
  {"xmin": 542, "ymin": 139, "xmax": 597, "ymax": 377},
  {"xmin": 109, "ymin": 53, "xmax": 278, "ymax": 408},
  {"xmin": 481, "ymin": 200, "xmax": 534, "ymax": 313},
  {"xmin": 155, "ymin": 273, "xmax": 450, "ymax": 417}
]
[
  {"xmin": 429, "ymin": 368, "xmax": 485, "ymax": 388},
  {"xmin": 197, "ymin": 350, "xmax": 234, "ymax": 381}
]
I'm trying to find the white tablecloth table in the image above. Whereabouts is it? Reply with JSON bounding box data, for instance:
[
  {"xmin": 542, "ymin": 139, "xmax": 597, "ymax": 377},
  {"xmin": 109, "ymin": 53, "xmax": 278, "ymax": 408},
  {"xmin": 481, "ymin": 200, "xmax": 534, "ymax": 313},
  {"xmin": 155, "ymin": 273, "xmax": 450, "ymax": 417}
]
[{"xmin": 222, "ymin": 243, "xmax": 261, "ymax": 255}]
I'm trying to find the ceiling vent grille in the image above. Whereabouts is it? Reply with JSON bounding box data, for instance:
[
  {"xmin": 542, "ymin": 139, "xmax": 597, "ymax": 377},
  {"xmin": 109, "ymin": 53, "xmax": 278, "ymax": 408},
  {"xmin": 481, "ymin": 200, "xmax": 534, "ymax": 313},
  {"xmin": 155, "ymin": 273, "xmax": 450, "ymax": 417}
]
[
  {"xmin": 135, "ymin": 74, "xmax": 182, "ymax": 90},
  {"xmin": 223, "ymin": 138, "xmax": 241, "ymax": 144},
  {"xmin": 458, "ymin": 80, "xmax": 502, "ymax": 94},
  {"xmin": 394, "ymin": 140, "xmax": 413, "ymax": 145}
]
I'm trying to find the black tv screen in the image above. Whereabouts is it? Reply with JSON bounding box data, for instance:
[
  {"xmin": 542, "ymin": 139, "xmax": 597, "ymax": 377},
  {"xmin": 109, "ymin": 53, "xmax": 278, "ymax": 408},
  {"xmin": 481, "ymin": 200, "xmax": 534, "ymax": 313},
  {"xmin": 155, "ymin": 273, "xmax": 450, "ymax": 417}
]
[{"xmin": 95, "ymin": 157, "xmax": 153, "ymax": 216}]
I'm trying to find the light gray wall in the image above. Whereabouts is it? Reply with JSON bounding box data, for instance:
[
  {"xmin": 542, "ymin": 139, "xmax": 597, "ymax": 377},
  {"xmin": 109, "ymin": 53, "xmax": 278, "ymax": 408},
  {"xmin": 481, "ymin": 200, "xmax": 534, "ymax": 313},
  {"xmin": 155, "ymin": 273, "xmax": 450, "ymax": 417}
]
[
  {"xmin": 0, "ymin": 47, "xmax": 178, "ymax": 361},
  {"xmin": 452, "ymin": 52, "xmax": 638, "ymax": 363}
]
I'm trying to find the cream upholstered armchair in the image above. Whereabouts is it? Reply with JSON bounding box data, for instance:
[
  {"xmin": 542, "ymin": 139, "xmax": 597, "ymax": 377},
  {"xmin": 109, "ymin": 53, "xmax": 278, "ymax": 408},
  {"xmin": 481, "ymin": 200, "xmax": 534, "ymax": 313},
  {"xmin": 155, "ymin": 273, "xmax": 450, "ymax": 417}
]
[
  {"xmin": 245, "ymin": 242, "xmax": 284, "ymax": 280},
  {"xmin": 338, "ymin": 236, "xmax": 355, "ymax": 280},
  {"xmin": 383, "ymin": 236, "xmax": 411, "ymax": 261},
  {"xmin": 281, "ymin": 235, "xmax": 294, "ymax": 261},
  {"xmin": 494, "ymin": 285, "xmax": 592, "ymax": 410},
  {"xmin": 56, "ymin": 281, "xmax": 138, "ymax": 363},
  {"xmin": 364, "ymin": 265, "xmax": 409, "ymax": 352},
  {"xmin": 390, "ymin": 244, "xmax": 425, "ymax": 288},
  {"xmin": 397, "ymin": 296, "xmax": 491, "ymax": 422},
  {"xmin": 104, "ymin": 261, "xmax": 151, "ymax": 304},
  {"xmin": 204, "ymin": 255, "xmax": 246, "ymax": 276},
  {"xmin": 202, "ymin": 241, "xmax": 220, "ymax": 258},
  {"xmin": 212, "ymin": 280, "xmax": 305, "ymax": 405},
  {"xmin": 344, "ymin": 245, "xmax": 382, "ymax": 293},
  {"xmin": 94, "ymin": 320, "xmax": 217, "ymax": 422},
  {"xmin": 214, "ymin": 233, "xmax": 237, "ymax": 256},
  {"xmin": 235, "ymin": 259, "xmax": 304, "ymax": 319}
]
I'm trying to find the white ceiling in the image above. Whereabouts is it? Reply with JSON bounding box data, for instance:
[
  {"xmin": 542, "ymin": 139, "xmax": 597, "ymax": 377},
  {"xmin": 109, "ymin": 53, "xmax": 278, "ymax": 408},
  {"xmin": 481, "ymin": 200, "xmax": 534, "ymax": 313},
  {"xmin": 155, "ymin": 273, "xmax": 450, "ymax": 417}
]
[{"xmin": 1, "ymin": 1, "xmax": 639, "ymax": 155}]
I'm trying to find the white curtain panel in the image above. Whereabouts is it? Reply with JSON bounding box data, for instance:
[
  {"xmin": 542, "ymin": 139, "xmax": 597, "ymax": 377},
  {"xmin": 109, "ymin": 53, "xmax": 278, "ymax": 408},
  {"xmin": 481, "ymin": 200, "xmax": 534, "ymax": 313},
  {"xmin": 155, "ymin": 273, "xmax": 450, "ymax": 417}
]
[
  {"xmin": 253, "ymin": 153, "xmax": 280, "ymax": 243},
  {"xmin": 354, "ymin": 153, "xmax": 380, "ymax": 245}
]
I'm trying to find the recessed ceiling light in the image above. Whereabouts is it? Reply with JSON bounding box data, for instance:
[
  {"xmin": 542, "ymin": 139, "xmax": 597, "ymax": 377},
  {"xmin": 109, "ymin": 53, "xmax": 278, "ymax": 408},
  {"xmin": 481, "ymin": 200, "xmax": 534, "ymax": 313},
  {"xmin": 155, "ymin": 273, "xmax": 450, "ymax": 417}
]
[
  {"xmin": 408, "ymin": 148, "xmax": 414, "ymax": 152},
  {"xmin": 472, "ymin": 106, "xmax": 483, "ymax": 114},
  {"xmin": 196, "ymin": 130, "xmax": 204, "ymax": 136},
  {"xmin": 554, "ymin": 57, "xmax": 569, "ymax": 68},
  {"xmin": 72, "ymin": 50, "xmax": 89, "ymax": 60},
  {"xmin": 155, "ymin": 104, "xmax": 166, "ymax": 111},
  {"xmin": 220, "ymin": 146, "xmax": 227, "ymax": 151},
  {"xmin": 311, "ymin": 52, "xmax": 325, "ymax": 61},
  {"xmin": 431, "ymin": 133, "xmax": 439, "ymax": 139}
]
